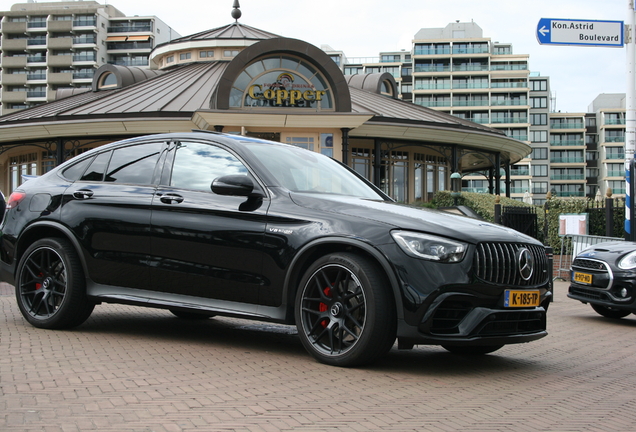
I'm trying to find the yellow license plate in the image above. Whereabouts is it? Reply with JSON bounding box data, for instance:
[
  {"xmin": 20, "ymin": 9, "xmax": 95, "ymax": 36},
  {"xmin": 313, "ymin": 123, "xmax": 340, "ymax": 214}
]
[
  {"xmin": 573, "ymin": 271, "xmax": 592, "ymax": 285},
  {"xmin": 504, "ymin": 290, "xmax": 540, "ymax": 307}
]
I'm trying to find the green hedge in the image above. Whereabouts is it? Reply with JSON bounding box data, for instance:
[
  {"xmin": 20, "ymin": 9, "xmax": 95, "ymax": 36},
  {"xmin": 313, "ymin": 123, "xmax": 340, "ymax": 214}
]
[{"xmin": 411, "ymin": 192, "xmax": 625, "ymax": 253}]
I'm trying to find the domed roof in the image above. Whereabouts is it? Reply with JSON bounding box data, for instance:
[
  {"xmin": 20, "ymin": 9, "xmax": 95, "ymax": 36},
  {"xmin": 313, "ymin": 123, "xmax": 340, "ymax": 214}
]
[{"xmin": 157, "ymin": 22, "xmax": 280, "ymax": 47}]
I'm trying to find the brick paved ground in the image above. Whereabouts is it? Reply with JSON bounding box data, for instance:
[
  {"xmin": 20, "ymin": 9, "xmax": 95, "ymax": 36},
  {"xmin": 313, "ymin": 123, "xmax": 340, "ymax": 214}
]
[{"xmin": 2, "ymin": 280, "xmax": 636, "ymax": 432}]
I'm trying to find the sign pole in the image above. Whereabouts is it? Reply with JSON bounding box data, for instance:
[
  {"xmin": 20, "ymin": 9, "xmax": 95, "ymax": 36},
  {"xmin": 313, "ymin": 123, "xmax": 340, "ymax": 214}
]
[{"xmin": 626, "ymin": 0, "xmax": 636, "ymax": 240}]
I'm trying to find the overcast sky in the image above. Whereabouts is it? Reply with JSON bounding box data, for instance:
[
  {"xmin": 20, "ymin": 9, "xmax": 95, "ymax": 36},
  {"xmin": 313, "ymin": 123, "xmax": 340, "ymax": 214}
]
[{"xmin": 3, "ymin": 0, "xmax": 632, "ymax": 112}]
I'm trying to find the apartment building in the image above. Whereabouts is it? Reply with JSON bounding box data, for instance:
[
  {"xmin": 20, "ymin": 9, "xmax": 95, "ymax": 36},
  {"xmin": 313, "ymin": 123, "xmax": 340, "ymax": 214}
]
[
  {"xmin": 0, "ymin": 1, "xmax": 179, "ymax": 115},
  {"xmin": 329, "ymin": 21, "xmax": 623, "ymax": 205}
]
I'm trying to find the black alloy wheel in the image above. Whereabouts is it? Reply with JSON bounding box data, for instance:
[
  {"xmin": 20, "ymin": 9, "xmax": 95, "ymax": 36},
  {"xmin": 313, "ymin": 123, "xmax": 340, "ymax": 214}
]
[
  {"xmin": 295, "ymin": 253, "xmax": 396, "ymax": 367},
  {"xmin": 15, "ymin": 238, "xmax": 94, "ymax": 329},
  {"xmin": 591, "ymin": 304, "xmax": 631, "ymax": 319}
]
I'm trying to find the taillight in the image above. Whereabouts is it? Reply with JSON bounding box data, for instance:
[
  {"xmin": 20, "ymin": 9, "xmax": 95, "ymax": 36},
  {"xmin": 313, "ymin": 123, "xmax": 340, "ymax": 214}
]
[{"xmin": 5, "ymin": 191, "xmax": 26, "ymax": 210}]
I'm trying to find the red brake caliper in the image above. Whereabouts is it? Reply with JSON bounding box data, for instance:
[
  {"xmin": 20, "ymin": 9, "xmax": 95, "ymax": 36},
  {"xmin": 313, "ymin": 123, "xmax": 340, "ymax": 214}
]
[
  {"xmin": 319, "ymin": 287, "xmax": 332, "ymax": 328},
  {"xmin": 35, "ymin": 273, "xmax": 43, "ymax": 290}
]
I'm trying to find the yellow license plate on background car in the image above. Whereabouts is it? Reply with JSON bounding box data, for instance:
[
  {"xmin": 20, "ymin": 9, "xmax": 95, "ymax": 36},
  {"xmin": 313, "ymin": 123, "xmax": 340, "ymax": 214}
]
[
  {"xmin": 573, "ymin": 271, "xmax": 592, "ymax": 285},
  {"xmin": 504, "ymin": 290, "xmax": 540, "ymax": 307}
]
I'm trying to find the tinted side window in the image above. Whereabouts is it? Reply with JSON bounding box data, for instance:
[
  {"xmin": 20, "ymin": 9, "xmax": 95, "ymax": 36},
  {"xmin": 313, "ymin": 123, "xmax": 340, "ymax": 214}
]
[
  {"xmin": 170, "ymin": 142, "xmax": 248, "ymax": 191},
  {"xmin": 62, "ymin": 155, "xmax": 95, "ymax": 181},
  {"xmin": 81, "ymin": 151, "xmax": 111, "ymax": 181},
  {"xmin": 104, "ymin": 143, "xmax": 163, "ymax": 184}
]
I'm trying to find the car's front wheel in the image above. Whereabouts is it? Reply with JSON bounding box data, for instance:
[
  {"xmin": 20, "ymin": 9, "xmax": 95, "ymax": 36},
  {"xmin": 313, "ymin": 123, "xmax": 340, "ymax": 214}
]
[
  {"xmin": 591, "ymin": 304, "xmax": 631, "ymax": 319},
  {"xmin": 295, "ymin": 252, "xmax": 396, "ymax": 367},
  {"xmin": 15, "ymin": 238, "xmax": 94, "ymax": 329}
]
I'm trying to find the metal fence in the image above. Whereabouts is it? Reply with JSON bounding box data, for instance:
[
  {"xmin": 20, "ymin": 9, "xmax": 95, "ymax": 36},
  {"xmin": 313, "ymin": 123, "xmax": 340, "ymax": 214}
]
[{"xmin": 555, "ymin": 234, "xmax": 625, "ymax": 280}]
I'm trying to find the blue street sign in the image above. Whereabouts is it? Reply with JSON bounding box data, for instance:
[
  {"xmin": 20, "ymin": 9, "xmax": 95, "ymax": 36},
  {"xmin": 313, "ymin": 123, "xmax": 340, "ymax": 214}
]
[{"xmin": 537, "ymin": 18, "xmax": 624, "ymax": 47}]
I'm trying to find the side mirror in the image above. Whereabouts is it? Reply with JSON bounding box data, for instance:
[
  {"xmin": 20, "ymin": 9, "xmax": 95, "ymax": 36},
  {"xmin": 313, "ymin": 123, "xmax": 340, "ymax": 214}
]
[{"xmin": 211, "ymin": 175, "xmax": 263, "ymax": 197}]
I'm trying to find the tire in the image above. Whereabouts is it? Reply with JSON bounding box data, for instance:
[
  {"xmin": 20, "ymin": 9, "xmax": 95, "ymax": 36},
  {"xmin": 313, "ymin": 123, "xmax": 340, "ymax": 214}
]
[
  {"xmin": 295, "ymin": 252, "xmax": 396, "ymax": 367},
  {"xmin": 442, "ymin": 345, "xmax": 504, "ymax": 355},
  {"xmin": 591, "ymin": 304, "xmax": 631, "ymax": 319},
  {"xmin": 169, "ymin": 309, "xmax": 215, "ymax": 320},
  {"xmin": 15, "ymin": 238, "xmax": 94, "ymax": 329}
]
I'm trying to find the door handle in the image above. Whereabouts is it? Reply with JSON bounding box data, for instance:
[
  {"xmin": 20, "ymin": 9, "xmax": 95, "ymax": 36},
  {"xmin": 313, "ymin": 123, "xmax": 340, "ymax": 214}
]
[
  {"xmin": 159, "ymin": 193, "xmax": 184, "ymax": 204},
  {"xmin": 73, "ymin": 189, "xmax": 93, "ymax": 199}
]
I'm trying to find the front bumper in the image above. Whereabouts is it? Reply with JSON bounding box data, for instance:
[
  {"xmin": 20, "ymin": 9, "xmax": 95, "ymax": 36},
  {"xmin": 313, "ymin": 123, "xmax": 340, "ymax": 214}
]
[{"xmin": 395, "ymin": 290, "xmax": 550, "ymax": 347}]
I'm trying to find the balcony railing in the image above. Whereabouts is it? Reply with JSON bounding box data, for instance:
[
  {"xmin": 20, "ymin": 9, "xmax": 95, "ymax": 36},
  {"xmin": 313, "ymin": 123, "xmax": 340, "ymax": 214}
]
[
  {"xmin": 414, "ymin": 83, "xmax": 450, "ymax": 90},
  {"xmin": 491, "ymin": 99, "xmax": 527, "ymax": 106},
  {"xmin": 452, "ymin": 47, "xmax": 489, "ymax": 54},
  {"xmin": 554, "ymin": 191, "xmax": 585, "ymax": 197},
  {"xmin": 27, "ymin": 73, "xmax": 46, "ymax": 80},
  {"xmin": 604, "ymin": 118, "xmax": 626, "ymax": 125},
  {"xmin": 606, "ymin": 153, "xmax": 626, "ymax": 160},
  {"xmin": 550, "ymin": 174, "xmax": 585, "ymax": 180},
  {"xmin": 550, "ymin": 122, "xmax": 585, "ymax": 129},
  {"xmin": 605, "ymin": 136, "xmax": 625, "ymax": 143},
  {"xmin": 606, "ymin": 170, "xmax": 624, "ymax": 177},
  {"xmin": 452, "ymin": 83, "xmax": 489, "ymax": 89},
  {"xmin": 414, "ymin": 100, "xmax": 451, "ymax": 107},
  {"xmin": 510, "ymin": 169, "xmax": 530, "ymax": 176},
  {"xmin": 550, "ymin": 140, "xmax": 584, "ymax": 146},
  {"xmin": 550, "ymin": 157, "xmax": 585, "ymax": 163},
  {"xmin": 491, "ymin": 82, "xmax": 527, "ymax": 88},
  {"xmin": 452, "ymin": 64, "xmax": 489, "ymax": 71},
  {"xmin": 491, "ymin": 64, "xmax": 528, "ymax": 71},
  {"xmin": 107, "ymin": 25, "xmax": 152, "ymax": 33},
  {"xmin": 491, "ymin": 117, "xmax": 528, "ymax": 124},
  {"xmin": 414, "ymin": 48, "xmax": 450, "ymax": 55},
  {"xmin": 452, "ymin": 100, "xmax": 489, "ymax": 106},
  {"xmin": 414, "ymin": 65, "xmax": 451, "ymax": 73}
]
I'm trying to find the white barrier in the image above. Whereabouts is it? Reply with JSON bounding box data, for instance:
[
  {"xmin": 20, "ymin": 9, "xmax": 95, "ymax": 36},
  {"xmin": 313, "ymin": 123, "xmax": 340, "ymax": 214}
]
[{"xmin": 556, "ymin": 234, "xmax": 624, "ymax": 280}]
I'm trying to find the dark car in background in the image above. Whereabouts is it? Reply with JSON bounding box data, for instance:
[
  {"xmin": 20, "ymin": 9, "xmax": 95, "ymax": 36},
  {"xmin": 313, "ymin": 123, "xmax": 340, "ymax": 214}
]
[
  {"xmin": 569, "ymin": 241, "xmax": 636, "ymax": 319},
  {"xmin": 0, "ymin": 132, "xmax": 552, "ymax": 366}
]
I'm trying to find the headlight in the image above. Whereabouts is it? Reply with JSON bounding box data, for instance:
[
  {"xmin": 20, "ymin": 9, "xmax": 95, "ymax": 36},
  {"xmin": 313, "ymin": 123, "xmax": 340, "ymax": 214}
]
[
  {"xmin": 391, "ymin": 231, "xmax": 467, "ymax": 262},
  {"xmin": 618, "ymin": 250, "xmax": 636, "ymax": 269}
]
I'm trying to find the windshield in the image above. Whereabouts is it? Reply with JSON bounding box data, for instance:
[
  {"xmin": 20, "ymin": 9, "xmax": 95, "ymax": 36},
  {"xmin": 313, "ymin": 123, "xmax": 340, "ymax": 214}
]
[{"xmin": 244, "ymin": 143, "xmax": 385, "ymax": 200}]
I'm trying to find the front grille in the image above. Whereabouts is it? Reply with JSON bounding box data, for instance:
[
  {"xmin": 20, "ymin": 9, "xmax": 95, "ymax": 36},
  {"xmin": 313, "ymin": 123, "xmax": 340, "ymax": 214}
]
[
  {"xmin": 474, "ymin": 243, "xmax": 549, "ymax": 287},
  {"xmin": 477, "ymin": 310, "xmax": 545, "ymax": 336},
  {"xmin": 572, "ymin": 258, "xmax": 607, "ymax": 272},
  {"xmin": 569, "ymin": 286, "xmax": 606, "ymax": 301}
]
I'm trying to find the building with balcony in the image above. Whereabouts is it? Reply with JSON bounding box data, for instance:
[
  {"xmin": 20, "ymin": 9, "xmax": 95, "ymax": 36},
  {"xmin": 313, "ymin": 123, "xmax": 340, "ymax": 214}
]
[
  {"xmin": 0, "ymin": 1, "xmax": 180, "ymax": 115},
  {"xmin": 0, "ymin": 5, "xmax": 530, "ymax": 200}
]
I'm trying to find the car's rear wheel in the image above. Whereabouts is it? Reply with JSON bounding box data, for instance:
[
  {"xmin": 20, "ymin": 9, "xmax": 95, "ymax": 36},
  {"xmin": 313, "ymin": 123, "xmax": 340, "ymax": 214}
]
[
  {"xmin": 169, "ymin": 309, "xmax": 216, "ymax": 320},
  {"xmin": 295, "ymin": 252, "xmax": 396, "ymax": 367},
  {"xmin": 442, "ymin": 344, "xmax": 504, "ymax": 355},
  {"xmin": 15, "ymin": 238, "xmax": 94, "ymax": 329},
  {"xmin": 591, "ymin": 304, "xmax": 631, "ymax": 319}
]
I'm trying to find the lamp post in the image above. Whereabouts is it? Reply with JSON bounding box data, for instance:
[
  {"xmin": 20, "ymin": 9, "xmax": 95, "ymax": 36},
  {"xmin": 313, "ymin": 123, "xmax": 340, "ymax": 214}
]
[{"xmin": 451, "ymin": 172, "xmax": 462, "ymax": 206}]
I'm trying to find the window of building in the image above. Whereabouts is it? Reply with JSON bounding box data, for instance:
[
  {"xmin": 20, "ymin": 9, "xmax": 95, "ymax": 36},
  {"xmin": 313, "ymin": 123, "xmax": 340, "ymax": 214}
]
[
  {"xmin": 531, "ymin": 80, "xmax": 548, "ymax": 91},
  {"xmin": 166, "ymin": 55, "xmax": 174, "ymax": 63},
  {"xmin": 9, "ymin": 153, "xmax": 38, "ymax": 192},
  {"xmin": 530, "ymin": 113, "xmax": 547, "ymax": 125},
  {"xmin": 530, "ymin": 130, "xmax": 548, "ymax": 142},
  {"xmin": 414, "ymin": 153, "xmax": 447, "ymax": 202},
  {"xmin": 401, "ymin": 67, "xmax": 412, "ymax": 76},
  {"xmin": 200, "ymin": 50, "xmax": 214, "ymax": 58},
  {"xmin": 401, "ymin": 84, "xmax": 412, "ymax": 93},
  {"xmin": 607, "ymin": 180, "xmax": 626, "ymax": 194},
  {"xmin": 533, "ymin": 182, "xmax": 548, "ymax": 194},
  {"xmin": 531, "ymin": 147, "xmax": 548, "ymax": 160},
  {"xmin": 531, "ymin": 97, "xmax": 548, "ymax": 108},
  {"xmin": 286, "ymin": 136, "xmax": 315, "ymax": 151},
  {"xmin": 52, "ymin": 15, "xmax": 72, "ymax": 21},
  {"xmin": 532, "ymin": 165, "xmax": 548, "ymax": 177},
  {"xmin": 344, "ymin": 67, "xmax": 362, "ymax": 75},
  {"xmin": 179, "ymin": 52, "xmax": 191, "ymax": 61},
  {"xmin": 365, "ymin": 66, "xmax": 381, "ymax": 74},
  {"xmin": 352, "ymin": 148, "xmax": 372, "ymax": 180},
  {"xmin": 224, "ymin": 50, "xmax": 239, "ymax": 57}
]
